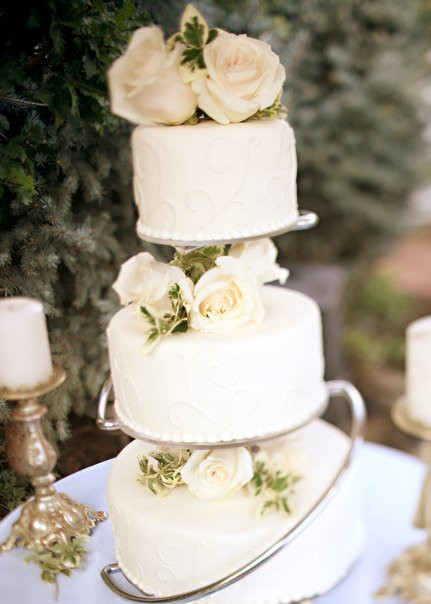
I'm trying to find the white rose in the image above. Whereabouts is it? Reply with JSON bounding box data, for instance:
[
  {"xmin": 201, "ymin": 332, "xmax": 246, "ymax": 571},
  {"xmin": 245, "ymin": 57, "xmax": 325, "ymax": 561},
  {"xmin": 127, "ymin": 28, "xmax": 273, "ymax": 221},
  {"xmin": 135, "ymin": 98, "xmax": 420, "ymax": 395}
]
[
  {"xmin": 112, "ymin": 252, "xmax": 189, "ymax": 309},
  {"xmin": 191, "ymin": 31, "xmax": 285, "ymax": 124},
  {"xmin": 230, "ymin": 238, "xmax": 288, "ymax": 284},
  {"xmin": 181, "ymin": 448, "xmax": 254, "ymax": 500},
  {"xmin": 108, "ymin": 26, "xmax": 197, "ymax": 125},
  {"xmin": 189, "ymin": 256, "xmax": 264, "ymax": 334}
]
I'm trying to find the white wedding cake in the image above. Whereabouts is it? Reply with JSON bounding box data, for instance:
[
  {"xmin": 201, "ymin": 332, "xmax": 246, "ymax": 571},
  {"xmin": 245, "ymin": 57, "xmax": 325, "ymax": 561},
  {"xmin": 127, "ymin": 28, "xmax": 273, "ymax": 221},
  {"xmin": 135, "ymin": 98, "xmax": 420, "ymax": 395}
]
[
  {"xmin": 132, "ymin": 119, "xmax": 298, "ymax": 242},
  {"xmin": 103, "ymin": 5, "xmax": 364, "ymax": 603}
]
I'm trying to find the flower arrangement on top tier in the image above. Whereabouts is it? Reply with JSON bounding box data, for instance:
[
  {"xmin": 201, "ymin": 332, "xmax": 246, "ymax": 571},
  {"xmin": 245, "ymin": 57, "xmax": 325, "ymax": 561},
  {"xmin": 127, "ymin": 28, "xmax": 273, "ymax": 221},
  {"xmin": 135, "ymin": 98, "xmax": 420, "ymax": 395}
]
[
  {"xmin": 113, "ymin": 238, "xmax": 288, "ymax": 352},
  {"xmin": 108, "ymin": 4, "xmax": 286, "ymax": 126},
  {"xmin": 137, "ymin": 441, "xmax": 304, "ymax": 518}
]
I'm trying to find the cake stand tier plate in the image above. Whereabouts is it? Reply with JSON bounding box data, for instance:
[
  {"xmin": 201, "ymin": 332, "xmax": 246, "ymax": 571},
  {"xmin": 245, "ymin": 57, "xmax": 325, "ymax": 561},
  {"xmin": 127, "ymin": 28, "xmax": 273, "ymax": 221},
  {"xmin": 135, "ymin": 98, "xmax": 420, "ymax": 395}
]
[
  {"xmin": 136, "ymin": 210, "xmax": 318, "ymax": 248},
  {"xmin": 97, "ymin": 377, "xmax": 335, "ymax": 449},
  {"xmin": 100, "ymin": 380, "xmax": 366, "ymax": 603}
]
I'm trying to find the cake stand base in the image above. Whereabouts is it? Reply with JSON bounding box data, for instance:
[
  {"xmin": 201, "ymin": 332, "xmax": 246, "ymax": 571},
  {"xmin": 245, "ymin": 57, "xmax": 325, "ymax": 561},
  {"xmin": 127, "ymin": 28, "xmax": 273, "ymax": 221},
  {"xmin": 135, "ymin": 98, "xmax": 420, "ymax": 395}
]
[{"xmin": 0, "ymin": 490, "xmax": 107, "ymax": 552}]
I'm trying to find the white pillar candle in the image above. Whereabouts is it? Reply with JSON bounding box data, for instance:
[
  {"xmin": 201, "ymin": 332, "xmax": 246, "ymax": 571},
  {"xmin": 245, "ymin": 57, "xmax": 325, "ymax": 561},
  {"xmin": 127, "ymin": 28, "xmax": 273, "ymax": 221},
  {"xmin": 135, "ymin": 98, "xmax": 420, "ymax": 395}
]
[
  {"xmin": 0, "ymin": 297, "xmax": 53, "ymax": 391},
  {"xmin": 406, "ymin": 316, "xmax": 431, "ymax": 427}
]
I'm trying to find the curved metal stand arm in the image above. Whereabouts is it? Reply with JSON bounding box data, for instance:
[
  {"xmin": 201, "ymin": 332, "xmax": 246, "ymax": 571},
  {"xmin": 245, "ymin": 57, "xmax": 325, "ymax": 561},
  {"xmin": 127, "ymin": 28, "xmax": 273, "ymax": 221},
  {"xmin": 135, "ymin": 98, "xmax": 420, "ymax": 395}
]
[
  {"xmin": 100, "ymin": 380, "xmax": 366, "ymax": 603},
  {"xmin": 96, "ymin": 375, "xmax": 118, "ymax": 432}
]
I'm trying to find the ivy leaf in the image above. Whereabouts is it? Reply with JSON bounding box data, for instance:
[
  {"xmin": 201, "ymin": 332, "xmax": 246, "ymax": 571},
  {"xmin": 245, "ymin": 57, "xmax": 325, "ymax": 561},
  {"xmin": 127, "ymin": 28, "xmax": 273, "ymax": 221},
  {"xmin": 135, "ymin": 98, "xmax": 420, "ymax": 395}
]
[
  {"xmin": 207, "ymin": 28, "xmax": 218, "ymax": 44},
  {"xmin": 180, "ymin": 4, "xmax": 209, "ymax": 49},
  {"xmin": 172, "ymin": 319, "xmax": 188, "ymax": 333},
  {"xmin": 171, "ymin": 246, "xmax": 227, "ymax": 283},
  {"xmin": 137, "ymin": 449, "xmax": 191, "ymax": 497},
  {"xmin": 140, "ymin": 283, "xmax": 191, "ymax": 350},
  {"xmin": 183, "ymin": 17, "xmax": 206, "ymax": 49},
  {"xmin": 248, "ymin": 455, "xmax": 302, "ymax": 517}
]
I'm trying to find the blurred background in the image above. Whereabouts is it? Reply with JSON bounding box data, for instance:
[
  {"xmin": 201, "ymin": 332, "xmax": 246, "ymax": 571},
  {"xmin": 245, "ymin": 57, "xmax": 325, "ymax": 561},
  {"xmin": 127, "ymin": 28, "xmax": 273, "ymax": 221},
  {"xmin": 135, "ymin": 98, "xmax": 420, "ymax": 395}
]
[{"xmin": 0, "ymin": 0, "xmax": 430, "ymax": 515}]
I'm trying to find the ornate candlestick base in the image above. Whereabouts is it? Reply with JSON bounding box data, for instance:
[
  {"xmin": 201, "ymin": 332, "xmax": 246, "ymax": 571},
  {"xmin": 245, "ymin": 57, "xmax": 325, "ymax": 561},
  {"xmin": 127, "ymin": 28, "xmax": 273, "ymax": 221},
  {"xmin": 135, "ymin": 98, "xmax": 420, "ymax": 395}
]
[
  {"xmin": 376, "ymin": 397, "xmax": 431, "ymax": 603},
  {"xmin": 0, "ymin": 366, "xmax": 107, "ymax": 552}
]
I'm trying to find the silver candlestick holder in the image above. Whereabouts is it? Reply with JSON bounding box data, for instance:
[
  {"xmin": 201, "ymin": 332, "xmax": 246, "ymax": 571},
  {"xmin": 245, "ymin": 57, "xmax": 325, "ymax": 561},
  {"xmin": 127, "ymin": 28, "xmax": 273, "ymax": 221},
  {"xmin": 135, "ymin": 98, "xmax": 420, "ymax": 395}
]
[
  {"xmin": 376, "ymin": 397, "xmax": 431, "ymax": 603},
  {"xmin": 0, "ymin": 365, "xmax": 107, "ymax": 552}
]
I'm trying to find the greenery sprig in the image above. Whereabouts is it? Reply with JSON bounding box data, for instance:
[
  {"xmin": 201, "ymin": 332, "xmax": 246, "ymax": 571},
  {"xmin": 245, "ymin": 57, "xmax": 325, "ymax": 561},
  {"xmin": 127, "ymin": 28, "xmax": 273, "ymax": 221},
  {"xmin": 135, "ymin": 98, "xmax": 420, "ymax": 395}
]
[
  {"xmin": 171, "ymin": 245, "xmax": 230, "ymax": 284},
  {"xmin": 137, "ymin": 446, "xmax": 302, "ymax": 519},
  {"xmin": 141, "ymin": 283, "xmax": 190, "ymax": 348},
  {"xmin": 25, "ymin": 536, "xmax": 89, "ymax": 599},
  {"xmin": 138, "ymin": 449, "xmax": 191, "ymax": 497},
  {"xmin": 249, "ymin": 90, "xmax": 287, "ymax": 121},
  {"xmin": 248, "ymin": 458, "xmax": 301, "ymax": 517},
  {"xmin": 169, "ymin": 4, "xmax": 218, "ymax": 78}
]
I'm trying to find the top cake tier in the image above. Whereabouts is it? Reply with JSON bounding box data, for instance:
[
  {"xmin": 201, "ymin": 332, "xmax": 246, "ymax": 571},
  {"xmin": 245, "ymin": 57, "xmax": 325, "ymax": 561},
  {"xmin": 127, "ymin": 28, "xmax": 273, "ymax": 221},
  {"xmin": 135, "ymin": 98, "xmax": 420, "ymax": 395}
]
[{"xmin": 133, "ymin": 119, "xmax": 298, "ymax": 244}]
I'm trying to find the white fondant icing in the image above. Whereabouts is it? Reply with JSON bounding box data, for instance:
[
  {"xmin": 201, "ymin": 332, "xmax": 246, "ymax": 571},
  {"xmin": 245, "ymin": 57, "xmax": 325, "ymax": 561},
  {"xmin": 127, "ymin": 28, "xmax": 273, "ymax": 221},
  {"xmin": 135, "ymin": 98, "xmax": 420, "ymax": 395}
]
[
  {"xmin": 107, "ymin": 286, "xmax": 326, "ymax": 443},
  {"xmin": 132, "ymin": 119, "xmax": 298, "ymax": 242},
  {"xmin": 107, "ymin": 420, "xmax": 364, "ymax": 603}
]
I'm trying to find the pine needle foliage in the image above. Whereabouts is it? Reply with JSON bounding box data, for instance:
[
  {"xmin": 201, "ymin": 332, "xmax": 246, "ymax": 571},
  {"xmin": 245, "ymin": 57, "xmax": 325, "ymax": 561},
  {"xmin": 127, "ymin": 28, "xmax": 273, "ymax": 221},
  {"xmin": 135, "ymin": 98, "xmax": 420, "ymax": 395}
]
[{"xmin": 0, "ymin": 0, "xmax": 153, "ymax": 512}]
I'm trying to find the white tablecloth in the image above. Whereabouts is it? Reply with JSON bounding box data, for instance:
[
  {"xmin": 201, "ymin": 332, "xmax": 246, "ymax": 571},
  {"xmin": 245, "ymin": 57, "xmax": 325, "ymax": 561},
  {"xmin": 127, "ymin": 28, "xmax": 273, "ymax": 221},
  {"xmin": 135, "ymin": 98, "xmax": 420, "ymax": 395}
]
[{"xmin": 0, "ymin": 442, "xmax": 426, "ymax": 603}]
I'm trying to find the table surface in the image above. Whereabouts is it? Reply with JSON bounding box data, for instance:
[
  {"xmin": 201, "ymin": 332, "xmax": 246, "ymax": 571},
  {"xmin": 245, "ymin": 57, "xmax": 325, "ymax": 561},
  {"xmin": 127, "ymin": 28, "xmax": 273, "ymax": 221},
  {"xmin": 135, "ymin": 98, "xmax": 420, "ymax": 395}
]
[{"xmin": 0, "ymin": 442, "xmax": 425, "ymax": 604}]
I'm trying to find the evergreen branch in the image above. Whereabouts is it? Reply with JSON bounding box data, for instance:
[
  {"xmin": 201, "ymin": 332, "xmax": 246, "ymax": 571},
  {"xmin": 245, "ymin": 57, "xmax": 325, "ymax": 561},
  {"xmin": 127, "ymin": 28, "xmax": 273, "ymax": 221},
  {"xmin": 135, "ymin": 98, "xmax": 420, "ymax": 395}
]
[{"xmin": 0, "ymin": 95, "xmax": 48, "ymax": 107}]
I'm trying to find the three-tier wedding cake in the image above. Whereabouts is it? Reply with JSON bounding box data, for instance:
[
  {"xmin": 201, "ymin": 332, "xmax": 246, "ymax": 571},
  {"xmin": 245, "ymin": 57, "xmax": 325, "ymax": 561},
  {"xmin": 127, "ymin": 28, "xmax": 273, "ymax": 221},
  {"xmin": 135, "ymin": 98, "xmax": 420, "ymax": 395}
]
[{"xmin": 104, "ymin": 5, "xmax": 365, "ymax": 603}]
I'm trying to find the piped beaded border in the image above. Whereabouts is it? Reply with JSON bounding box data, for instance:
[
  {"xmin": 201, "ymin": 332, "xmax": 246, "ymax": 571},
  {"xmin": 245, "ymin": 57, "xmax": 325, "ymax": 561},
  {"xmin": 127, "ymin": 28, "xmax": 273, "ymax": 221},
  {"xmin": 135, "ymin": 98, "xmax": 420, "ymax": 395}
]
[
  {"xmin": 113, "ymin": 392, "xmax": 328, "ymax": 446},
  {"xmin": 135, "ymin": 213, "xmax": 300, "ymax": 246}
]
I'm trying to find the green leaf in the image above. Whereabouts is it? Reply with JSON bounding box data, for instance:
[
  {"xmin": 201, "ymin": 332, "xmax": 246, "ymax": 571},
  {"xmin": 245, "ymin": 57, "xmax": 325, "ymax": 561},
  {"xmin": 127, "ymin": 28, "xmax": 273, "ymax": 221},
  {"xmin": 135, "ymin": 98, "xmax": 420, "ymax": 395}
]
[
  {"xmin": 137, "ymin": 449, "xmax": 191, "ymax": 497},
  {"xmin": 140, "ymin": 306, "xmax": 156, "ymax": 326},
  {"xmin": 183, "ymin": 17, "xmax": 206, "ymax": 49},
  {"xmin": 171, "ymin": 246, "xmax": 226, "ymax": 283},
  {"xmin": 7, "ymin": 165, "xmax": 35, "ymax": 194},
  {"xmin": 172, "ymin": 319, "xmax": 188, "ymax": 333},
  {"xmin": 207, "ymin": 28, "xmax": 218, "ymax": 44},
  {"xmin": 181, "ymin": 112, "xmax": 199, "ymax": 125},
  {"xmin": 0, "ymin": 114, "xmax": 10, "ymax": 130},
  {"xmin": 181, "ymin": 47, "xmax": 205, "ymax": 71}
]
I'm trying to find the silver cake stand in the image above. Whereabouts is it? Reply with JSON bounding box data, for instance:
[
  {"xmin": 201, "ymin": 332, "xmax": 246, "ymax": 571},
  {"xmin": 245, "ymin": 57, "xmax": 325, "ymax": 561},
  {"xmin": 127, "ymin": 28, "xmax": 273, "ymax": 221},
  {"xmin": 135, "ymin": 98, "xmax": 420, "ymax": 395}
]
[
  {"xmin": 97, "ymin": 380, "xmax": 366, "ymax": 602},
  {"xmin": 97, "ymin": 211, "xmax": 367, "ymax": 603}
]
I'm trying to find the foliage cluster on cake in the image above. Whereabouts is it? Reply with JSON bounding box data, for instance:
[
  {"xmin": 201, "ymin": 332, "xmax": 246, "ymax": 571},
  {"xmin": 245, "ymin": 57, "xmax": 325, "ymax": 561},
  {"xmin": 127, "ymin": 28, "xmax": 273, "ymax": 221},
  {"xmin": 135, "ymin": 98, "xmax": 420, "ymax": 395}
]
[
  {"xmin": 113, "ymin": 238, "xmax": 288, "ymax": 351},
  {"xmin": 108, "ymin": 3, "xmax": 286, "ymax": 126},
  {"xmin": 137, "ymin": 442, "xmax": 304, "ymax": 517}
]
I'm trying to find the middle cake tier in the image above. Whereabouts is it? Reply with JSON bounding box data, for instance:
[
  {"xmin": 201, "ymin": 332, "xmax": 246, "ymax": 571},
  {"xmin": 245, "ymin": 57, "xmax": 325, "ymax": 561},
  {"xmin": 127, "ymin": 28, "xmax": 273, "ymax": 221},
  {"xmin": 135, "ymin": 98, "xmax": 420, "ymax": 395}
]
[{"xmin": 107, "ymin": 285, "xmax": 326, "ymax": 444}]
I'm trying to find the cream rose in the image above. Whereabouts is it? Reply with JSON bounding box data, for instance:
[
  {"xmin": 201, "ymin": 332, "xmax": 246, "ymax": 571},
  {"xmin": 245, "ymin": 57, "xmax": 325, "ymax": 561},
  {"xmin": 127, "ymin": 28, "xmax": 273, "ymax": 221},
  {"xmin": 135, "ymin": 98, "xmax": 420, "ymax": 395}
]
[
  {"xmin": 108, "ymin": 26, "xmax": 197, "ymax": 125},
  {"xmin": 230, "ymin": 238, "xmax": 288, "ymax": 284},
  {"xmin": 112, "ymin": 252, "xmax": 190, "ymax": 309},
  {"xmin": 181, "ymin": 448, "xmax": 254, "ymax": 500},
  {"xmin": 189, "ymin": 256, "xmax": 264, "ymax": 333},
  {"xmin": 191, "ymin": 30, "xmax": 285, "ymax": 124}
]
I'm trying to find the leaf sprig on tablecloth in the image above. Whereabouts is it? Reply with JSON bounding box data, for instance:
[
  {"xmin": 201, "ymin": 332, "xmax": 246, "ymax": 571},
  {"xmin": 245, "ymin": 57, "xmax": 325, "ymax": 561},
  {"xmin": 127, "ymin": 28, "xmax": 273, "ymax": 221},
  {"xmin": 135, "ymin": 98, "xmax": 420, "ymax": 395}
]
[{"xmin": 25, "ymin": 536, "xmax": 89, "ymax": 598}]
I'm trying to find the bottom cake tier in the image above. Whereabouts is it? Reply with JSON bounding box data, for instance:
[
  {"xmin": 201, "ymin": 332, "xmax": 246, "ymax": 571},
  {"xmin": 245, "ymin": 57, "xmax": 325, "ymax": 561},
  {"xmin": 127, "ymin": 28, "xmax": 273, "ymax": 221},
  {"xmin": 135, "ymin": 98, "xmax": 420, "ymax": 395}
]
[{"xmin": 107, "ymin": 419, "xmax": 364, "ymax": 604}]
